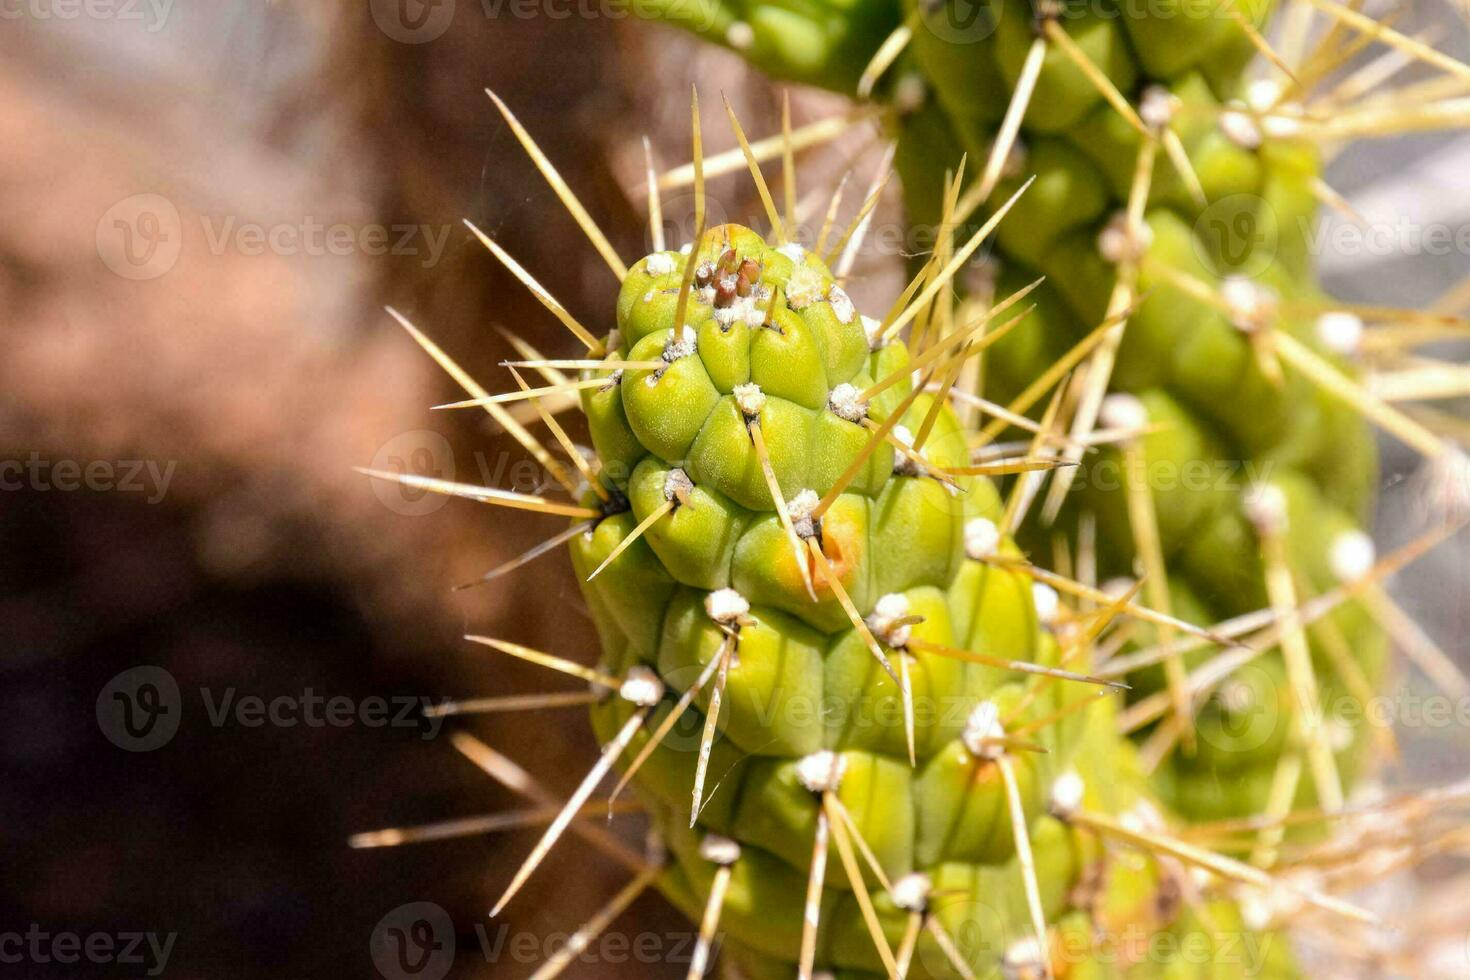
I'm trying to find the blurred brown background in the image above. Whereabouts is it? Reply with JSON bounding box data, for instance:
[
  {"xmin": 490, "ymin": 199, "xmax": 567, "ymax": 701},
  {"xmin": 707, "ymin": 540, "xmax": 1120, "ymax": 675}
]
[
  {"xmin": 4, "ymin": 1, "xmax": 1470, "ymax": 978},
  {"xmin": 0, "ymin": 2, "xmax": 862, "ymax": 977}
]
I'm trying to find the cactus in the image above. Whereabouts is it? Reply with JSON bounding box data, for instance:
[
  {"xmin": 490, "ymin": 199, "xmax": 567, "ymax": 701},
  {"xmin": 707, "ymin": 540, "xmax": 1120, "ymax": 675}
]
[
  {"xmin": 348, "ymin": 84, "xmax": 1459, "ymax": 976},
  {"xmin": 884, "ymin": 0, "xmax": 1390, "ymax": 827},
  {"xmin": 622, "ymin": 0, "xmax": 1470, "ymax": 834},
  {"xmin": 353, "ymin": 29, "xmax": 1470, "ymax": 963},
  {"xmin": 575, "ymin": 221, "xmax": 1107, "ymax": 977}
]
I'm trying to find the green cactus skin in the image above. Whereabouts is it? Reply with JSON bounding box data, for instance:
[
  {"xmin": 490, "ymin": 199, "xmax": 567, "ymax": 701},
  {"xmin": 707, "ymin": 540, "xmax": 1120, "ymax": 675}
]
[
  {"xmin": 634, "ymin": 0, "xmax": 901, "ymax": 91},
  {"xmin": 571, "ymin": 226, "xmax": 1297, "ymax": 977},
  {"xmin": 890, "ymin": 1, "xmax": 1385, "ymax": 825},
  {"xmin": 637, "ymin": 0, "xmax": 1387, "ymax": 827}
]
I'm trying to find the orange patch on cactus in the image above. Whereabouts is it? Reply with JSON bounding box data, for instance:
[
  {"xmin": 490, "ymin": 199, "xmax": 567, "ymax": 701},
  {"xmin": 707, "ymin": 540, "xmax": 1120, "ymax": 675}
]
[{"xmin": 807, "ymin": 506, "xmax": 865, "ymax": 596}]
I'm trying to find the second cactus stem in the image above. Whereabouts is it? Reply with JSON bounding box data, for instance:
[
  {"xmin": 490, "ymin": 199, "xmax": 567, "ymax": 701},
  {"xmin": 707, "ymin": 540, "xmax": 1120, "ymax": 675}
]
[{"xmin": 646, "ymin": 0, "xmax": 1389, "ymax": 827}]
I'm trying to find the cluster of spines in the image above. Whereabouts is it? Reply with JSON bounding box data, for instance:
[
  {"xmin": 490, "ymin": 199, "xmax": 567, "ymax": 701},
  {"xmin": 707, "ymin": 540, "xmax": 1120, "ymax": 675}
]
[
  {"xmin": 748, "ymin": 0, "xmax": 1470, "ymax": 830},
  {"xmin": 349, "ymin": 71, "xmax": 1470, "ymax": 980}
]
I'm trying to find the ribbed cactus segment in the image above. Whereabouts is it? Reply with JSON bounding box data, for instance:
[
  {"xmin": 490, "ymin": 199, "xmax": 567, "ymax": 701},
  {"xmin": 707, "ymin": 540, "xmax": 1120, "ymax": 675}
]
[
  {"xmin": 577, "ymin": 226, "xmax": 1062, "ymax": 974},
  {"xmin": 888, "ymin": 1, "xmax": 1384, "ymax": 823},
  {"xmin": 568, "ymin": 226, "xmax": 1296, "ymax": 977}
]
